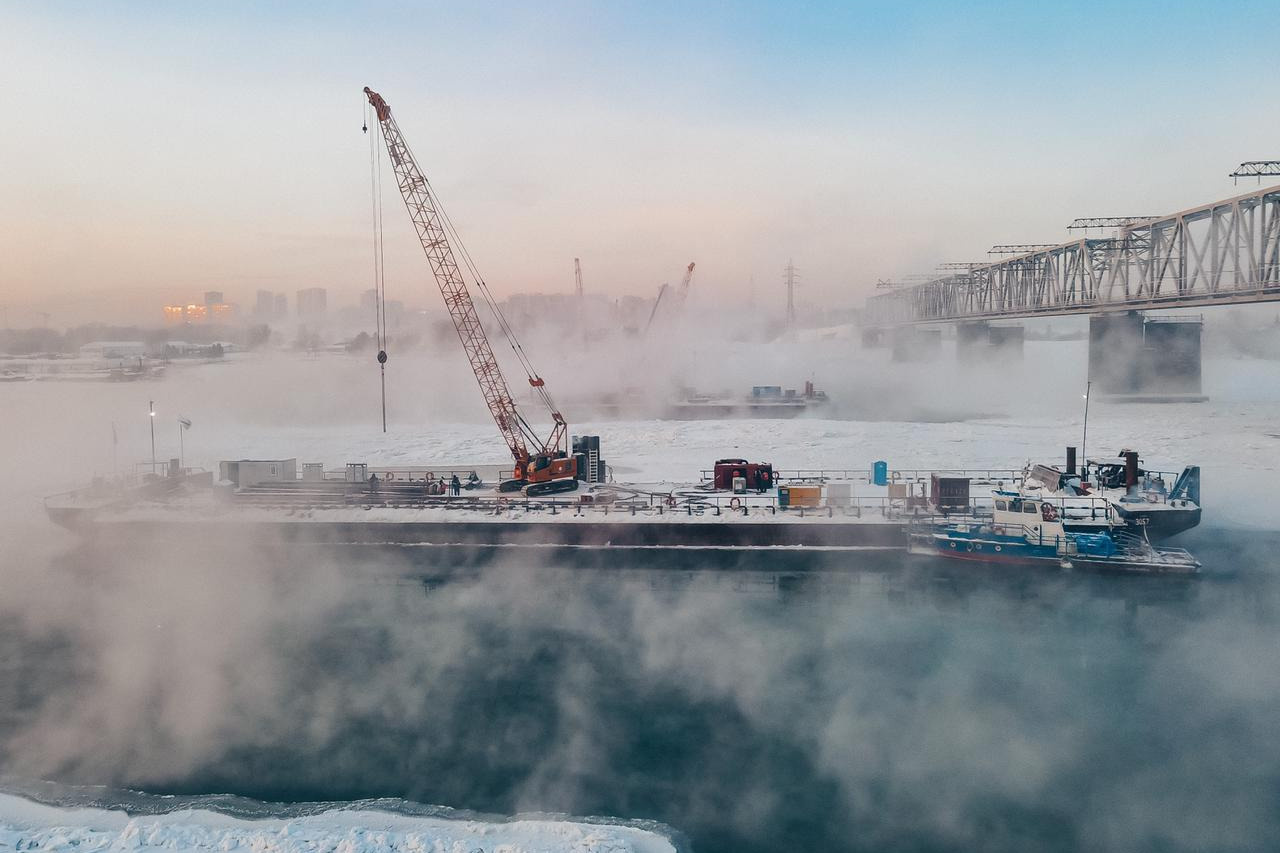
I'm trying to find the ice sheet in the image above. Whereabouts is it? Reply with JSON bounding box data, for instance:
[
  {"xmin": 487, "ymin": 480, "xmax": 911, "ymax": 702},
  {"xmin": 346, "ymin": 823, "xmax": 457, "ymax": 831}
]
[{"xmin": 0, "ymin": 793, "xmax": 677, "ymax": 853}]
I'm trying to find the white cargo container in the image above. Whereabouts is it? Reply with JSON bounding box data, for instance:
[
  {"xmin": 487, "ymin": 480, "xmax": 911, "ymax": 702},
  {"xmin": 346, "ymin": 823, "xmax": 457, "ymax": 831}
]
[
  {"xmin": 825, "ymin": 482, "xmax": 852, "ymax": 507},
  {"xmin": 218, "ymin": 459, "xmax": 296, "ymax": 488}
]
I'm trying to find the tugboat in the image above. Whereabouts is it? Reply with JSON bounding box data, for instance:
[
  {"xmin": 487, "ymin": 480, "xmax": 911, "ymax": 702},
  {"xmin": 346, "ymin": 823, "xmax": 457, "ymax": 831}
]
[{"xmin": 907, "ymin": 490, "xmax": 1200, "ymax": 575}]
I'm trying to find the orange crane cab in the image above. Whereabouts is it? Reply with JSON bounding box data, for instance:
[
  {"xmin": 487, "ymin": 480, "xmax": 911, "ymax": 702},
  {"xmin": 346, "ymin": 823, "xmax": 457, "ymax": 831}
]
[
  {"xmin": 508, "ymin": 451, "xmax": 579, "ymax": 495},
  {"xmin": 364, "ymin": 86, "xmax": 584, "ymax": 498}
]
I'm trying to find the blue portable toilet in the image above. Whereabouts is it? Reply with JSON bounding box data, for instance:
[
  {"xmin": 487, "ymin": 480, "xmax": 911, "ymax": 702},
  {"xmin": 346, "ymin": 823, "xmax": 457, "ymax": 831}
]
[{"xmin": 873, "ymin": 461, "xmax": 888, "ymax": 486}]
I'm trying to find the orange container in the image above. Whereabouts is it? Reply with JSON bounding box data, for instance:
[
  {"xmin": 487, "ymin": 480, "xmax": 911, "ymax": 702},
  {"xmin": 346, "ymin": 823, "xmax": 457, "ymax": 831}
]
[{"xmin": 787, "ymin": 485, "xmax": 822, "ymax": 507}]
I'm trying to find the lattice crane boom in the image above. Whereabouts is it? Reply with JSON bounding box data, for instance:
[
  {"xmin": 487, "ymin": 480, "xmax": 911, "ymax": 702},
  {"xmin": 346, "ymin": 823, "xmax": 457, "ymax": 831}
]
[
  {"xmin": 673, "ymin": 262, "xmax": 696, "ymax": 308},
  {"xmin": 364, "ymin": 87, "xmax": 567, "ymax": 479}
]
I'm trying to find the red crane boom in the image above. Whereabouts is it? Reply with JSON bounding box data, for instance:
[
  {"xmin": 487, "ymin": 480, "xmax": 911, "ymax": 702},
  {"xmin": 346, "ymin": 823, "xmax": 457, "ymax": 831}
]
[{"xmin": 364, "ymin": 87, "xmax": 571, "ymax": 489}]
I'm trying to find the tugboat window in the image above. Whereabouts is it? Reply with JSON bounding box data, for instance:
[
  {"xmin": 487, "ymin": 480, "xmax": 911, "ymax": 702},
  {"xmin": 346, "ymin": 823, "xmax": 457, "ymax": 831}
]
[
  {"xmin": 1024, "ymin": 503, "xmax": 1038, "ymax": 513},
  {"xmin": 995, "ymin": 500, "xmax": 1008, "ymax": 511}
]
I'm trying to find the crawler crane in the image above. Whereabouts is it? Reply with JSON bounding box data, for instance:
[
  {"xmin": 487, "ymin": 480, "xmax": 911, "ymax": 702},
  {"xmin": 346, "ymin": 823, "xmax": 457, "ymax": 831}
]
[{"xmin": 364, "ymin": 86, "xmax": 578, "ymax": 495}]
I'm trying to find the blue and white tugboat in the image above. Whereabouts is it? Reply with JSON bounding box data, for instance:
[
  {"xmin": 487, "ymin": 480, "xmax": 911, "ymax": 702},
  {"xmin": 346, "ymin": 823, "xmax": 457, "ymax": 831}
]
[{"xmin": 907, "ymin": 491, "xmax": 1200, "ymax": 575}]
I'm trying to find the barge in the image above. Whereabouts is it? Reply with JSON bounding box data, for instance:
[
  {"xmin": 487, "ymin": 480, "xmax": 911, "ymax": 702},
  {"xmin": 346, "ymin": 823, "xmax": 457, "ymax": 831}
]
[{"xmin": 45, "ymin": 448, "xmax": 1201, "ymax": 558}]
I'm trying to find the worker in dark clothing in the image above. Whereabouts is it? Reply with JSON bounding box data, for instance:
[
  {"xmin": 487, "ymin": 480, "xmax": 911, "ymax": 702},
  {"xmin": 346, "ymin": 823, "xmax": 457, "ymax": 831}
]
[{"xmin": 450, "ymin": 474, "xmax": 461, "ymax": 496}]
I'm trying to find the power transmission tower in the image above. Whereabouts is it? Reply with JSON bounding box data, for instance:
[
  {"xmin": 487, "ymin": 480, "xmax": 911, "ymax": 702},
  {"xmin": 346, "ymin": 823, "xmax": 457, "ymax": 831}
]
[
  {"xmin": 1230, "ymin": 160, "xmax": 1280, "ymax": 184},
  {"xmin": 783, "ymin": 260, "xmax": 800, "ymax": 327}
]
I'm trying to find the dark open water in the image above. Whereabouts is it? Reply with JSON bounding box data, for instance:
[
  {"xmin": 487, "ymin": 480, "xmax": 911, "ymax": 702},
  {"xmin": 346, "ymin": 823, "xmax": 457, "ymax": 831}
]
[{"xmin": 3, "ymin": 527, "xmax": 1280, "ymax": 853}]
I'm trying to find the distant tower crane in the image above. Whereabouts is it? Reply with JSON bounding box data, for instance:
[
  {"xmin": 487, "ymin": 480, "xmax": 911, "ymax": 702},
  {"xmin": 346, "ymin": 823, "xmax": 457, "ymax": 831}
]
[
  {"xmin": 363, "ymin": 86, "xmax": 578, "ymax": 496},
  {"xmin": 643, "ymin": 283, "xmax": 670, "ymax": 336},
  {"xmin": 671, "ymin": 262, "xmax": 696, "ymax": 310},
  {"xmin": 643, "ymin": 262, "xmax": 695, "ymax": 336},
  {"xmin": 784, "ymin": 260, "xmax": 799, "ymax": 326}
]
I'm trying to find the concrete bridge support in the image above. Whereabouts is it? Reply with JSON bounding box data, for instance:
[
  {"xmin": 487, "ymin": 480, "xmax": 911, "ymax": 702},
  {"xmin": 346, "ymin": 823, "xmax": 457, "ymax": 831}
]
[
  {"xmin": 891, "ymin": 327, "xmax": 941, "ymax": 362},
  {"xmin": 956, "ymin": 321, "xmax": 1024, "ymax": 362},
  {"xmin": 1088, "ymin": 312, "xmax": 1204, "ymax": 400},
  {"xmin": 956, "ymin": 321, "xmax": 990, "ymax": 362},
  {"xmin": 1144, "ymin": 317, "xmax": 1203, "ymax": 394}
]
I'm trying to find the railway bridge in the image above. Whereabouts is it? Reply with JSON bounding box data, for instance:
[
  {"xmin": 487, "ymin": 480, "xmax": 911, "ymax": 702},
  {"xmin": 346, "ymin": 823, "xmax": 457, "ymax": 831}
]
[{"xmin": 864, "ymin": 184, "xmax": 1280, "ymax": 397}]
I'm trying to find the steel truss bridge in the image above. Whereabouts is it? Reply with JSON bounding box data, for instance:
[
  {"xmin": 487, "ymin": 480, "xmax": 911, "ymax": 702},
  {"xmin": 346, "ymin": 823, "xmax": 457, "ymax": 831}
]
[{"xmin": 866, "ymin": 184, "xmax": 1280, "ymax": 325}]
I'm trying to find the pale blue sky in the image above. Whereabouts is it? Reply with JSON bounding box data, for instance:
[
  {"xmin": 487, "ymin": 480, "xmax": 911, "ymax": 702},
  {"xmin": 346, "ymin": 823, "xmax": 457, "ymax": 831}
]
[{"xmin": 2, "ymin": 0, "xmax": 1276, "ymax": 322}]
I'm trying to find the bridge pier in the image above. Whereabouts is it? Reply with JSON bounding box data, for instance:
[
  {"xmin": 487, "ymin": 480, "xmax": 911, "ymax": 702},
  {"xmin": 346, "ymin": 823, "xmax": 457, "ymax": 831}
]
[
  {"xmin": 891, "ymin": 327, "xmax": 941, "ymax": 362},
  {"xmin": 956, "ymin": 321, "xmax": 989, "ymax": 362},
  {"xmin": 956, "ymin": 321, "xmax": 1024, "ymax": 362},
  {"xmin": 861, "ymin": 327, "xmax": 886, "ymax": 348},
  {"xmin": 1088, "ymin": 312, "xmax": 1204, "ymax": 400}
]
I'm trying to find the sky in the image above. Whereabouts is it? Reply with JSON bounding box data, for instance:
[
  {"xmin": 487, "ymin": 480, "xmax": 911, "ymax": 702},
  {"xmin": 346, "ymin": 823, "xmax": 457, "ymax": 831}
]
[{"xmin": 1, "ymin": 0, "xmax": 1277, "ymax": 325}]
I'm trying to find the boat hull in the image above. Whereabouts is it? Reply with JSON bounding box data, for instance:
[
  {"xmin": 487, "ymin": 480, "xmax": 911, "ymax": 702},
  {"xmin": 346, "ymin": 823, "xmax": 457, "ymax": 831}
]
[
  {"xmin": 1110, "ymin": 503, "xmax": 1202, "ymax": 539},
  {"xmin": 907, "ymin": 532, "xmax": 1199, "ymax": 576}
]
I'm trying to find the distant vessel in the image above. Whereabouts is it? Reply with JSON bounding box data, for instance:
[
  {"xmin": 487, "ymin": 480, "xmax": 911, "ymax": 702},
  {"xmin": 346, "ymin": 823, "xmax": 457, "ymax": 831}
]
[
  {"xmin": 908, "ymin": 490, "xmax": 1200, "ymax": 575},
  {"xmin": 574, "ymin": 381, "xmax": 831, "ymax": 420},
  {"xmin": 677, "ymin": 382, "xmax": 830, "ymax": 418}
]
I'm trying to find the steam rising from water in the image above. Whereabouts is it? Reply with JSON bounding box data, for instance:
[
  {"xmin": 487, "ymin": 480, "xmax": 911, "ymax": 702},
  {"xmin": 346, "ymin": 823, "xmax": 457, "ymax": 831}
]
[
  {"xmin": 4, "ymin": 527, "xmax": 1280, "ymax": 853},
  {"xmin": 3, "ymin": 348, "xmax": 1280, "ymax": 852}
]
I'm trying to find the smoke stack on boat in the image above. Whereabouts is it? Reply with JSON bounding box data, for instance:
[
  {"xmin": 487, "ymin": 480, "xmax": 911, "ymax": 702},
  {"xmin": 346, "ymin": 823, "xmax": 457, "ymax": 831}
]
[{"xmin": 1124, "ymin": 450, "xmax": 1140, "ymax": 496}]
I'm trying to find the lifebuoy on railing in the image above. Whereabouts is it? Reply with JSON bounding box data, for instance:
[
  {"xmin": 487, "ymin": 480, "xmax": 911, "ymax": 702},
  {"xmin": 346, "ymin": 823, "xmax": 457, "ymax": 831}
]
[
  {"xmin": 891, "ymin": 470, "xmax": 902, "ymax": 482},
  {"xmin": 729, "ymin": 497, "xmax": 742, "ymax": 510},
  {"xmin": 386, "ymin": 472, "xmax": 395, "ymax": 482}
]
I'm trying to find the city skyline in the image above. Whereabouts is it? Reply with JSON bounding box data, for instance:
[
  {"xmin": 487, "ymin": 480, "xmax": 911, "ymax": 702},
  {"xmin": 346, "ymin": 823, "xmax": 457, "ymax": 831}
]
[{"xmin": 2, "ymin": 0, "xmax": 1277, "ymax": 325}]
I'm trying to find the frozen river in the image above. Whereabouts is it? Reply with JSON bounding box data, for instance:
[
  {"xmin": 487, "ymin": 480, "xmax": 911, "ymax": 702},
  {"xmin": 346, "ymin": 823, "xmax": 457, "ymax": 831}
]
[{"xmin": 2, "ymin": 346, "xmax": 1279, "ymax": 852}]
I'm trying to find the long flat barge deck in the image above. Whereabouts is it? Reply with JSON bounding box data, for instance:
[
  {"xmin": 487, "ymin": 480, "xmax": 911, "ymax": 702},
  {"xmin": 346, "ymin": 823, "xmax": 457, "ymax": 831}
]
[{"xmin": 44, "ymin": 458, "xmax": 1200, "ymax": 551}]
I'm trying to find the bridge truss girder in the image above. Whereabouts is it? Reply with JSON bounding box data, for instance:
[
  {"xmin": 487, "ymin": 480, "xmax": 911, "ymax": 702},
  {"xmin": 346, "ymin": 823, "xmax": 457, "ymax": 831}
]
[{"xmin": 867, "ymin": 185, "xmax": 1280, "ymax": 325}]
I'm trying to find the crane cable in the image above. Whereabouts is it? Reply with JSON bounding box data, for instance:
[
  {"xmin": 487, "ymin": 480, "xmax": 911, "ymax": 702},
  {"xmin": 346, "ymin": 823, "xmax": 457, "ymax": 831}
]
[
  {"xmin": 429, "ymin": 188, "xmax": 558, "ymax": 448},
  {"xmin": 420, "ymin": 173, "xmax": 563, "ymax": 428},
  {"xmin": 364, "ymin": 102, "xmax": 389, "ymax": 432},
  {"xmin": 372, "ymin": 109, "xmax": 564, "ymax": 453}
]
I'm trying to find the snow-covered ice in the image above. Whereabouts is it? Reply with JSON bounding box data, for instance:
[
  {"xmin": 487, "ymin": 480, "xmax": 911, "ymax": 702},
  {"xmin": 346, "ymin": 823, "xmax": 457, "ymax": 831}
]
[
  {"xmin": 11, "ymin": 344, "xmax": 1280, "ymax": 530},
  {"xmin": 0, "ymin": 793, "xmax": 677, "ymax": 853}
]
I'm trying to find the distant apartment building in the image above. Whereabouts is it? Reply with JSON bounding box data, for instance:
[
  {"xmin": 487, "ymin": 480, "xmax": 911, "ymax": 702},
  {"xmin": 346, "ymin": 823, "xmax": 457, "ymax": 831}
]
[
  {"xmin": 163, "ymin": 294, "xmax": 238, "ymax": 324},
  {"xmin": 296, "ymin": 287, "xmax": 327, "ymax": 317},
  {"xmin": 360, "ymin": 289, "xmax": 405, "ymax": 327},
  {"xmin": 274, "ymin": 293, "xmax": 288, "ymax": 317},
  {"xmin": 255, "ymin": 289, "xmax": 275, "ymax": 318},
  {"xmin": 385, "ymin": 300, "xmax": 404, "ymax": 326}
]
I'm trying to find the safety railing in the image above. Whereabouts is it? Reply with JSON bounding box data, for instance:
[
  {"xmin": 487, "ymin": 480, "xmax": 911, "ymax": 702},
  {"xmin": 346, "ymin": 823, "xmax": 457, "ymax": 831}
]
[
  {"xmin": 698, "ymin": 467, "xmax": 1032, "ymax": 485},
  {"xmin": 224, "ymin": 481, "xmax": 1008, "ymax": 523}
]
